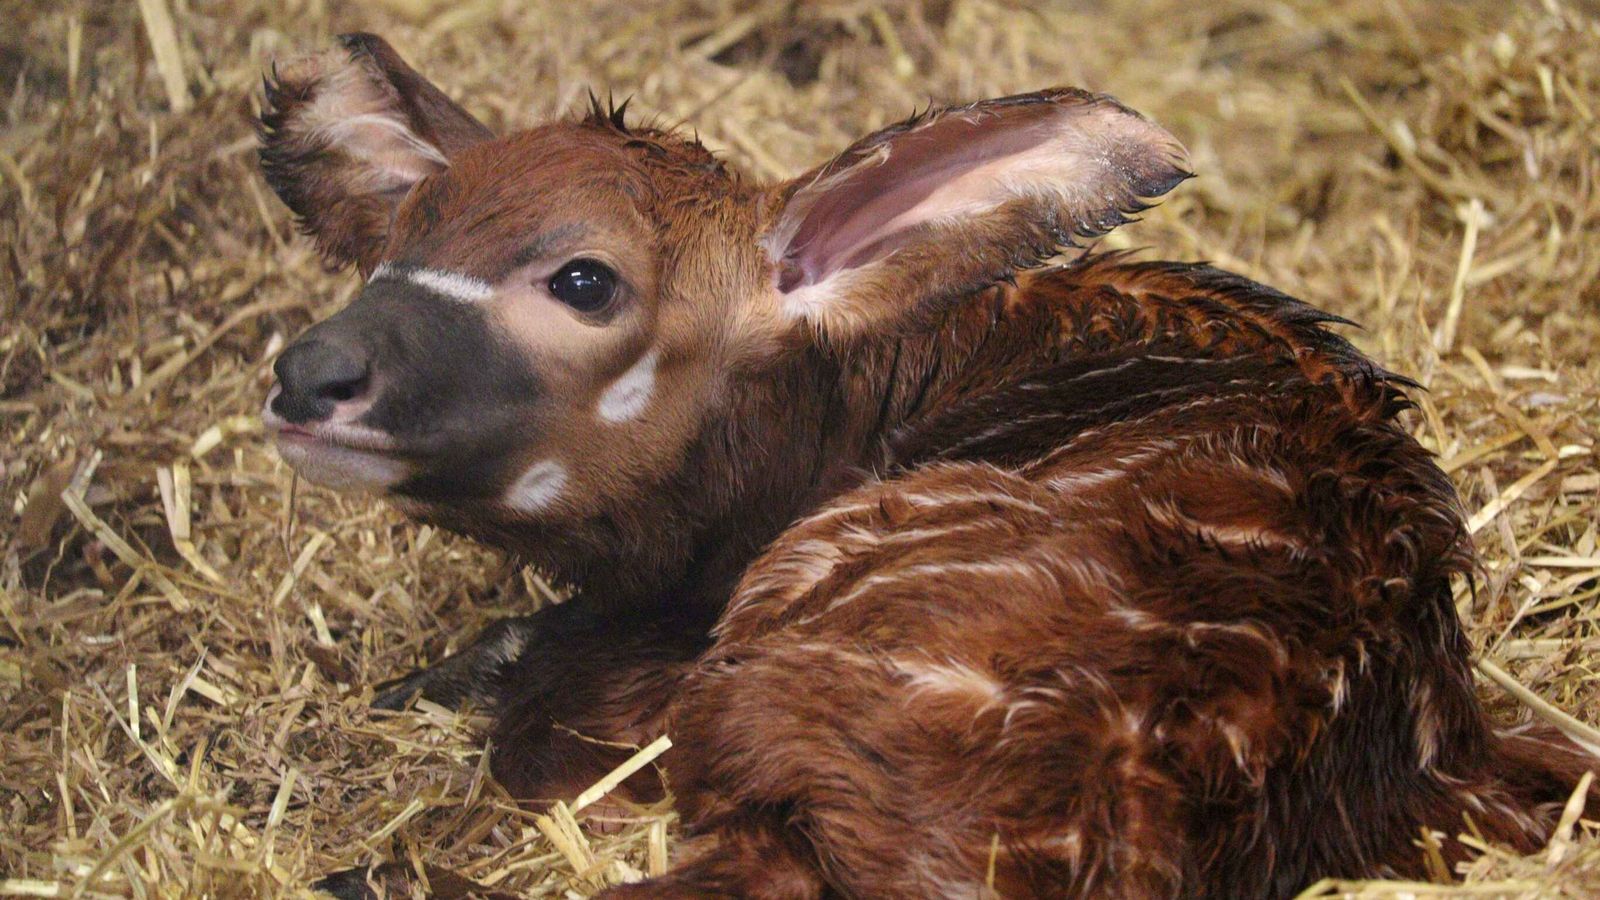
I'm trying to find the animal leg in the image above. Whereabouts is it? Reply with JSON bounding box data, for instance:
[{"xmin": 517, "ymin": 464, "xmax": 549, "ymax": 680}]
[
  {"xmin": 371, "ymin": 613, "xmax": 540, "ymax": 711},
  {"xmin": 363, "ymin": 596, "xmax": 713, "ymax": 818},
  {"xmin": 642, "ymin": 640, "xmax": 1192, "ymax": 900},
  {"xmin": 487, "ymin": 600, "xmax": 715, "ymax": 802}
]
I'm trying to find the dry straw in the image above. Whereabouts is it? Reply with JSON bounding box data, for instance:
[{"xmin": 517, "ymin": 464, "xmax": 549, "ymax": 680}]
[{"xmin": 2, "ymin": 0, "xmax": 1598, "ymax": 896}]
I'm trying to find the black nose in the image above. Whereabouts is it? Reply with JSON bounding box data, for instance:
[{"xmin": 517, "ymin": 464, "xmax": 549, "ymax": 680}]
[{"xmin": 272, "ymin": 339, "xmax": 370, "ymax": 424}]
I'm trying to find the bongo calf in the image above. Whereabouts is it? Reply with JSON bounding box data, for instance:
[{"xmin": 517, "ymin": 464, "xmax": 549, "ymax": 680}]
[{"xmin": 258, "ymin": 34, "xmax": 1596, "ymax": 898}]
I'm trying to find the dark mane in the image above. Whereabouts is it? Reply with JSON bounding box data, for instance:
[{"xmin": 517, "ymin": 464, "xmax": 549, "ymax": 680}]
[
  {"xmin": 584, "ymin": 89, "xmax": 634, "ymax": 133},
  {"xmin": 580, "ymin": 89, "xmax": 729, "ymax": 179}
]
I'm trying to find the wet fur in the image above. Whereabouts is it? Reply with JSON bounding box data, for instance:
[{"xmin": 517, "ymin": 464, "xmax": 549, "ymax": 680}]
[{"xmin": 608, "ymin": 260, "xmax": 1599, "ymax": 897}]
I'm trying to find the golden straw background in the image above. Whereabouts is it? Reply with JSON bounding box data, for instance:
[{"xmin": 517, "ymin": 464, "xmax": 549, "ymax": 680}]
[{"xmin": 3, "ymin": 0, "xmax": 1599, "ymax": 895}]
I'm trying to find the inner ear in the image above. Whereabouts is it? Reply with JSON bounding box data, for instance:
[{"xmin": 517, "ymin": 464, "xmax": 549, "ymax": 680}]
[
  {"xmin": 301, "ymin": 60, "xmax": 451, "ymax": 190},
  {"xmin": 772, "ymin": 105, "xmax": 1082, "ymax": 290},
  {"xmin": 259, "ymin": 33, "xmax": 493, "ymax": 274},
  {"xmin": 327, "ymin": 33, "xmax": 494, "ymax": 160},
  {"xmin": 761, "ymin": 89, "xmax": 1190, "ymax": 337}
]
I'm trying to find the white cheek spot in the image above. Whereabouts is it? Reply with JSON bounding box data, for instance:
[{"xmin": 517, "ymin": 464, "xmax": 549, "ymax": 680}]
[
  {"xmin": 505, "ymin": 459, "xmax": 568, "ymax": 513},
  {"xmin": 369, "ymin": 263, "xmax": 495, "ymax": 303},
  {"xmin": 597, "ymin": 348, "xmax": 659, "ymax": 423}
]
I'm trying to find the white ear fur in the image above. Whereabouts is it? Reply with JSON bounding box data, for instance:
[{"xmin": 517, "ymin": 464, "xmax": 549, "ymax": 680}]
[
  {"xmin": 302, "ymin": 59, "xmax": 451, "ymax": 192},
  {"xmin": 775, "ymin": 266, "xmax": 877, "ymax": 328},
  {"xmin": 260, "ymin": 34, "xmax": 494, "ymax": 273}
]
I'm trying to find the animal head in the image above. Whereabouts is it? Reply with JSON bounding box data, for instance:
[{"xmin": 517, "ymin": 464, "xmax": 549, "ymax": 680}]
[{"xmin": 258, "ymin": 33, "xmax": 1189, "ymax": 538}]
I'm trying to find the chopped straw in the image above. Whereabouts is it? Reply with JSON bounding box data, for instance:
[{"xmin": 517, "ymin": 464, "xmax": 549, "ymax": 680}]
[{"xmin": 4, "ymin": 0, "xmax": 1600, "ymax": 896}]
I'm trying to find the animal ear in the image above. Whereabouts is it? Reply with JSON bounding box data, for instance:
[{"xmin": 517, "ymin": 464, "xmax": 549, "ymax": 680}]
[
  {"xmin": 258, "ymin": 33, "xmax": 493, "ymax": 275},
  {"xmin": 761, "ymin": 88, "xmax": 1190, "ymax": 340}
]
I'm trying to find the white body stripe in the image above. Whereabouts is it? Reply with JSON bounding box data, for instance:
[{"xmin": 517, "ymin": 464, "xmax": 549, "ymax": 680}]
[
  {"xmin": 369, "ymin": 263, "xmax": 495, "ymax": 303},
  {"xmin": 505, "ymin": 459, "xmax": 568, "ymax": 513},
  {"xmin": 598, "ymin": 348, "xmax": 660, "ymax": 423}
]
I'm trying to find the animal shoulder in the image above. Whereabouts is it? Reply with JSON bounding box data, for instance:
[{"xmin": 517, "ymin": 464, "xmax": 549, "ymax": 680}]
[{"xmin": 882, "ymin": 256, "xmax": 1406, "ymax": 472}]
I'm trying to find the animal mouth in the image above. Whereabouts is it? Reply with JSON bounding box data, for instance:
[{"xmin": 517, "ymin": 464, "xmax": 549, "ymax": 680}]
[
  {"xmin": 261, "ymin": 399, "xmax": 411, "ymax": 491},
  {"xmin": 270, "ymin": 419, "xmax": 399, "ymax": 455}
]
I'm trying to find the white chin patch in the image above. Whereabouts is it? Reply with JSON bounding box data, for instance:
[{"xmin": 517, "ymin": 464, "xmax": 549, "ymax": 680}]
[
  {"xmin": 505, "ymin": 459, "xmax": 568, "ymax": 514},
  {"xmin": 597, "ymin": 348, "xmax": 660, "ymax": 423},
  {"xmin": 275, "ymin": 439, "xmax": 410, "ymax": 493}
]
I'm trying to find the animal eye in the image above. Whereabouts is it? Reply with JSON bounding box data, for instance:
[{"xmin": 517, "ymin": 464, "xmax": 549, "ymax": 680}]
[{"xmin": 548, "ymin": 259, "xmax": 618, "ymax": 312}]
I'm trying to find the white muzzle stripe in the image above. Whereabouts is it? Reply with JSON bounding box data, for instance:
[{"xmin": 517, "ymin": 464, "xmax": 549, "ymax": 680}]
[{"xmin": 370, "ymin": 263, "xmax": 495, "ymax": 303}]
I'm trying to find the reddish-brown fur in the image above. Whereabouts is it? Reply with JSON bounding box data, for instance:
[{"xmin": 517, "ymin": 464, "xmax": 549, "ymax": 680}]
[
  {"xmin": 256, "ymin": 35, "xmax": 1597, "ymax": 899},
  {"xmin": 613, "ymin": 261, "xmax": 1598, "ymax": 898}
]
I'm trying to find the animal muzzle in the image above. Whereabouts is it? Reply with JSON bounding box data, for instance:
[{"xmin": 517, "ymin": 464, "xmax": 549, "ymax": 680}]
[
  {"xmin": 271, "ymin": 336, "xmax": 373, "ymax": 425},
  {"xmin": 261, "ymin": 275, "xmax": 544, "ymax": 496},
  {"xmin": 261, "ymin": 289, "xmax": 415, "ymax": 492},
  {"xmin": 262, "ymin": 340, "xmax": 402, "ymax": 491}
]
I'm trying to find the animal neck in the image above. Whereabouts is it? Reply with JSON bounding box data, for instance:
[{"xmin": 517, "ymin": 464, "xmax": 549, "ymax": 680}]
[
  {"xmin": 420, "ymin": 279, "xmax": 1060, "ymax": 620},
  {"xmin": 608, "ymin": 281, "xmax": 1058, "ymax": 609}
]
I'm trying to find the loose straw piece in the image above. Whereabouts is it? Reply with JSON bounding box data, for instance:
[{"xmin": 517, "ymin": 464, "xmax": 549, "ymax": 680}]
[
  {"xmin": 1476, "ymin": 657, "xmax": 1600, "ymax": 757},
  {"xmin": 647, "ymin": 820, "xmax": 668, "ymax": 876},
  {"xmin": 1546, "ymin": 771, "xmax": 1594, "ymax": 866},
  {"xmin": 1467, "ymin": 459, "xmax": 1558, "ymax": 535},
  {"xmin": 135, "ymin": 0, "xmax": 189, "ymax": 113},
  {"xmin": 61, "ymin": 483, "xmax": 193, "ymax": 613},
  {"xmin": 534, "ymin": 801, "xmax": 595, "ymax": 874},
  {"xmin": 270, "ymin": 531, "xmax": 329, "ymax": 607},
  {"xmin": 0, "ymin": 880, "xmax": 64, "ymax": 898},
  {"xmin": 572, "ymin": 735, "xmax": 673, "ymax": 813},
  {"xmin": 365, "ymin": 798, "xmax": 427, "ymax": 848},
  {"xmin": 1292, "ymin": 878, "xmax": 1545, "ymax": 897},
  {"xmin": 1435, "ymin": 197, "xmax": 1487, "ymax": 353}
]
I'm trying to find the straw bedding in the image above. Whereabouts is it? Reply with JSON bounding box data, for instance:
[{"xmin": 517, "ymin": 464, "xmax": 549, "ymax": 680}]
[{"xmin": 2, "ymin": 0, "xmax": 1598, "ymax": 896}]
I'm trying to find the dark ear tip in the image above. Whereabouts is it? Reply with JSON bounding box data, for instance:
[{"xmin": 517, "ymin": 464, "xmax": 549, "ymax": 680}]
[
  {"xmin": 1137, "ymin": 162, "xmax": 1196, "ymax": 202},
  {"xmin": 336, "ymin": 32, "xmax": 402, "ymax": 71},
  {"xmin": 261, "ymin": 62, "xmax": 285, "ymax": 99},
  {"xmin": 336, "ymin": 32, "xmax": 380, "ymax": 53}
]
